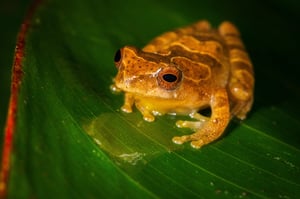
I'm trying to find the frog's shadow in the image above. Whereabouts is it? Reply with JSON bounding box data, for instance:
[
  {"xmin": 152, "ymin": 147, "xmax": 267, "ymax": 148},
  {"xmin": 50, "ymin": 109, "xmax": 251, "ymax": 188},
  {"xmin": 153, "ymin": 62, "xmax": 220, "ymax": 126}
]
[{"xmin": 222, "ymin": 118, "xmax": 240, "ymax": 139}]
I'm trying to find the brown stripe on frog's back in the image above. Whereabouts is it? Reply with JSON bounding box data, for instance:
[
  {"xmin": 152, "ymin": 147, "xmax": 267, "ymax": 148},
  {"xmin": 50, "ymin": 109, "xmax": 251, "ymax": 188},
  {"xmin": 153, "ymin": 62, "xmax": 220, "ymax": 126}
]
[
  {"xmin": 229, "ymin": 49, "xmax": 253, "ymax": 73},
  {"xmin": 143, "ymin": 20, "xmax": 226, "ymax": 56},
  {"xmin": 142, "ymin": 31, "xmax": 179, "ymax": 53},
  {"xmin": 141, "ymin": 43, "xmax": 224, "ymax": 72},
  {"xmin": 171, "ymin": 56, "xmax": 211, "ymax": 82},
  {"xmin": 193, "ymin": 34, "xmax": 227, "ymax": 53},
  {"xmin": 167, "ymin": 45, "xmax": 229, "ymax": 86},
  {"xmin": 136, "ymin": 48, "xmax": 170, "ymax": 64},
  {"xmin": 168, "ymin": 45, "xmax": 223, "ymax": 70},
  {"xmin": 221, "ymin": 34, "xmax": 245, "ymax": 50},
  {"xmin": 166, "ymin": 35, "xmax": 226, "ymax": 66}
]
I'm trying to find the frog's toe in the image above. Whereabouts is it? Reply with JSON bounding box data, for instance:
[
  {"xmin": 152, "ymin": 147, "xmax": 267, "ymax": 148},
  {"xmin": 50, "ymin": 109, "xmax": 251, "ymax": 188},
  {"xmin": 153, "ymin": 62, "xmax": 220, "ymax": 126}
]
[
  {"xmin": 189, "ymin": 112, "xmax": 209, "ymax": 122},
  {"xmin": 143, "ymin": 114, "xmax": 155, "ymax": 122},
  {"xmin": 191, "ymin": 140, "xmax": 204, "ymax": 149},
  {"xmin": 173, "ymin": 134, "xmax": 205, "ymax": 148},
  {"xmin": 110, "ymin": 84, "xmax": 121, "ymax": 93},
  {"xmin": 176, "ymin": 120, "xmax": 205, "ymax": 130},
  {"xmin": 121, "ymin": 105, "xmax": 132, "ymax": 113},
  {"xmin": 172, "ymin": 135, "xmax": 191, "ymax": 145},
  {"xmin": 176, "ymin": 120, "xmax": 186, "ymax": 128}
]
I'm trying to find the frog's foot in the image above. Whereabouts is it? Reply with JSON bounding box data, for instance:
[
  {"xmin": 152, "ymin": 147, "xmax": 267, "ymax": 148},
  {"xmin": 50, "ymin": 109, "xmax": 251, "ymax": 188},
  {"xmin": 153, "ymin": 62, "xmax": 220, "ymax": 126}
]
[
  {"xmin": 135, "ymin": 102, "xmax": 155, "ymax": 122},
  {"xmin": 121, "ymin": 104, "xmax": 133, "ymax": 113},
  {"xmin": 173, "ymin": 113, "xmax": 210, "ymax": 148},
  {"xmin": 172, "ymin": 133, "xmax": 206, "ymax": 149},
  {"xmin": 142, "ymin": 112, "xmax": 155, "ymax": 122},
  {"xmin": 121, "ymin": 93, "xmax": 134, "ymax": 113},
  {"xmin": 174, "ymin": 89, "xmax": 230, "ymax": 149},
  {"xmin": 173, "ymin": 130, "xmax": 218, "ymax": 149}
]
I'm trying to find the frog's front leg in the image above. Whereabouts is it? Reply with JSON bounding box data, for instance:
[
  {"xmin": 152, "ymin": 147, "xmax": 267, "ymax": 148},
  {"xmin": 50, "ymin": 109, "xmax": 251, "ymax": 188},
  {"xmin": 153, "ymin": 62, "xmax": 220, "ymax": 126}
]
[
  {"xmin": 135, "ymin": 100, "xmax": 155, "ymax": 122},
  {"xmin": 121, "ymin": 93, "xmax": 134, "ymax": 113},
  {"xmin": 121, "ymin": 93, "xmax": 155, "ymax": 122},
  {"xmin": 172, "ymin": 89, "xmax": 230, "ymax": 149}
]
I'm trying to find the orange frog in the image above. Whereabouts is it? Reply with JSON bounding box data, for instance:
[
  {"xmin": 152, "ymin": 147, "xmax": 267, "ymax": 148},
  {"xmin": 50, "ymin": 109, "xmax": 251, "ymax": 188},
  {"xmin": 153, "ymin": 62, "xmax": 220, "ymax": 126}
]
[{"xmin": 111, "ymin": 20, "xmax": 254, "ymax": 149}]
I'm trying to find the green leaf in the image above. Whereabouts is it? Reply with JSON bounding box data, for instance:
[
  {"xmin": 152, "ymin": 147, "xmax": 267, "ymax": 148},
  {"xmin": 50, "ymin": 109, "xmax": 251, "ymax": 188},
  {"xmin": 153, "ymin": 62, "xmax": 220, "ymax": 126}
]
[{"xmin": 2, "ymin": 0, "xmax": 300, "ymax": 198}]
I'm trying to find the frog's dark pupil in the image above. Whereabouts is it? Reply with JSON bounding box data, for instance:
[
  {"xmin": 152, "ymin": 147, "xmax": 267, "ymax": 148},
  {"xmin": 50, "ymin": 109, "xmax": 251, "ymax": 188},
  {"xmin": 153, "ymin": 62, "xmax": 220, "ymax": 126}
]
[
  {"xmin": 163, "ymin": 74, "xmax": 177, "ymax": 82},
  {"xmin": 114, "ymin": 49, "xmax": 121, "ymax": 62}
]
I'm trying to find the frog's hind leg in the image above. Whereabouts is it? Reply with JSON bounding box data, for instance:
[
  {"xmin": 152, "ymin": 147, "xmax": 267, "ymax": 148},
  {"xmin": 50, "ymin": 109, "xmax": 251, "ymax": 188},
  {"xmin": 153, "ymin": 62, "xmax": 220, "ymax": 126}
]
[
  {"xmin": 121, "ymin": 93, "xmax": 135, "ymax": 113},
  {"xmin": 173, "ymin": 89, "xmax": 230, "ymax": 149},
  {"xmin": 219, "ymin": 21, "xmax": 254, "ymax": 119}
]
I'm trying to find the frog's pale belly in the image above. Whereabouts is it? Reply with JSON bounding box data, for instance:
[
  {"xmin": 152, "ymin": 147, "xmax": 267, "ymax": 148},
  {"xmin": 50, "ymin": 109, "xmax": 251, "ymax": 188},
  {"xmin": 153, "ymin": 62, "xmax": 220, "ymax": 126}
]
[
  {"xmin": 112, "ymin": 20, "xmax": 254, "ymax": 149},
  {"xmin": 134, "ymin": 95, "xmax": 209, "ymax": 117}
]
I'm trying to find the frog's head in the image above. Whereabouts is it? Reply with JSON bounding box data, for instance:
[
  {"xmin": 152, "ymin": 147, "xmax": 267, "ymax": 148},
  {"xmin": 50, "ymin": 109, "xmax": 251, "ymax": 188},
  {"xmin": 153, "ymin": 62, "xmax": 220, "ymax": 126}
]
[{"xmin": 113, "ymin": 46, "xmax": 182, "ymax": 98}]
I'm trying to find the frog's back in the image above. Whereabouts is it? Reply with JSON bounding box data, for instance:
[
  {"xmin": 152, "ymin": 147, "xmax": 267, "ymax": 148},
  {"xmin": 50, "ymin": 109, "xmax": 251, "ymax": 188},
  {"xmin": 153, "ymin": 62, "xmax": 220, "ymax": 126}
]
[{"xmin": 143, "ymin": 20, "xmax": 230, "ymax": 87}]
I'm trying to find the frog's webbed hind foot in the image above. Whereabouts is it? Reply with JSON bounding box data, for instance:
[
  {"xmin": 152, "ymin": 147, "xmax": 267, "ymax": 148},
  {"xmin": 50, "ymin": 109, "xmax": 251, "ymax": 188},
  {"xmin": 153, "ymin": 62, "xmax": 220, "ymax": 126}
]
[
  {"xmin": 172, "ymin": 129, "xmax": 223, "ymax": 149},
  {"xmin": 172, "ymin": 132, "xmax": 206, "ymax": 149},
  {"xmin": 173, "ymin": 89, "xmax": 230, "ymax": 149},
  {"xmin": 173, "ymin": 113, "xmax": 210, "ymax": 148}
]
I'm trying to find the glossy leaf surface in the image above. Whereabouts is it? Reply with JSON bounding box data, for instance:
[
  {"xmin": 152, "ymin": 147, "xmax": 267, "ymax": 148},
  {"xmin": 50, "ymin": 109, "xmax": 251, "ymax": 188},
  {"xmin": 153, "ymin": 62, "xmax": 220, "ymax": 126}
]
[{"xmin": 2, "ymin": 0, "xmax": 300, "ymax": 198}]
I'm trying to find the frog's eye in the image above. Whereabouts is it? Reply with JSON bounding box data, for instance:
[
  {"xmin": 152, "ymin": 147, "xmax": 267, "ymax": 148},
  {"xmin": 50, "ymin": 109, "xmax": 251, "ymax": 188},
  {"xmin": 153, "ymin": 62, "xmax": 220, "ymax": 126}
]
[
  {"xmin": 163, "ymin": 74, "xmax": 178, "ymax": 82},
  {"xmin": 114, "ymin": 49, "xmax": 122, "ymax": 68},
  {"xmin": 157, "ymin": 67, "xmax": 182, "ymax": 90}
]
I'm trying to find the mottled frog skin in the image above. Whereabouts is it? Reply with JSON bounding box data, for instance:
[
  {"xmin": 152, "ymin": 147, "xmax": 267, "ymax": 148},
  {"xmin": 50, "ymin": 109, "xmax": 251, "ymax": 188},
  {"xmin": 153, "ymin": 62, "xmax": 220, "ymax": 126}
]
[{"xmin": 111, "ymin": 20, "xmax": 254, "ymax": 149}]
